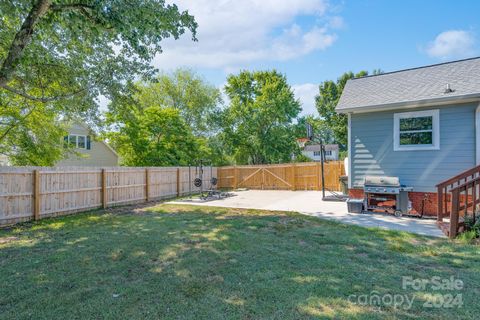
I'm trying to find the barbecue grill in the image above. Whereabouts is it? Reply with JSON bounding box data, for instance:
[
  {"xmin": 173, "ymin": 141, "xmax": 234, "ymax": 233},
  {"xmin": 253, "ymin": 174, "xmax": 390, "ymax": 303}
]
[{"xmin": 363, "ymin": 176, "xmax": 413, "ymax": 216}]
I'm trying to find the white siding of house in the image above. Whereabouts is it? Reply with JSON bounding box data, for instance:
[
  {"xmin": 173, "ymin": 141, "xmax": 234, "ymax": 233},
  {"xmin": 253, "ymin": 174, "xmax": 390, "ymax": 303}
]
[{"xmin": 56, "ymin": 123, "xmax": 119, "ymax": 167}]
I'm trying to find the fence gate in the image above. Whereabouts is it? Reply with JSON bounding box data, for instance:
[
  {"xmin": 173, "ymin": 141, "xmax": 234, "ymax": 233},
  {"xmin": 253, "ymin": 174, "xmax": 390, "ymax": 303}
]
[
  {"xmin": 237, "ymin": 167, "xmax": 293, "ymax": 190},
  {"xmin": 217, "ymin": 161, "xmax": 345, "ymax": 191}
]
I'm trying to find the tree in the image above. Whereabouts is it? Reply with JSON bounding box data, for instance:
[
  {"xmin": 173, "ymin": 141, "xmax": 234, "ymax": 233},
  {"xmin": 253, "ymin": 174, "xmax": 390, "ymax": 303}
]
[
  {"xmin": 106, "ymin": 105, "xmax": 199, "ymax": 166},
  {"xmin": 293, "ymin": 115, "xmax": 335, "ymax": 144},
  {"xmin": 105, "ymin": 70, "xmax": 223, "ymax": 166},
  {"xmin": 127, "ymin": 69, "xmax": 222, "ymax": 135},
  {"xmin": 0, "ymin": 0, "xmax": 197, "ymax": 164},
  {"xmin": 315, "ymin": 71, "xmax": 368, "ymax": 148},
  {"xmin": 220, "ymin": 70, "xmax": 301, "ymax": 164},
  {"xmin": 316, "ymin": 70, "xmax": 384, "ymax": 148}
]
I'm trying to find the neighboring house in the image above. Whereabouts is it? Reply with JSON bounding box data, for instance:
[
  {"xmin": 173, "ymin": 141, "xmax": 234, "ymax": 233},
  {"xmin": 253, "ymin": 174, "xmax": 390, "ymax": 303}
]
[
  {"xmin": 56, "ymin": 122, "xmax": 119, "ymax": 167},
  {"xmin": 302, "ymin": 144, "xmax": 339, "ymax": 161},
  {"xmin": 0, "ymin": 155, "xmax": 9, "ymax": 166},
  {"xmin": 336, "ymin": 57, "xmax": 480, "ymax": 215}
]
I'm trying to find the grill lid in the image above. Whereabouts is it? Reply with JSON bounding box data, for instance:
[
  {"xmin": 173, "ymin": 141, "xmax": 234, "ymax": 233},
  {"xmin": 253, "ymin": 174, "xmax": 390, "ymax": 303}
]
[{"xmin": 364, "ymin": 176, "xmax": 400, "ymax": 187}]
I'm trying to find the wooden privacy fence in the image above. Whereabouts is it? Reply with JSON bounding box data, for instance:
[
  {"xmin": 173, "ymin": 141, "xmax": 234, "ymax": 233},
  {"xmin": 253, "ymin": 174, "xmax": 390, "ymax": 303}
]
[
  {"xmin": 217, "ymin": 161, "xmax": 345, "ymax": 191},
  {"xmin": 0, "ymin": 166, "xmax": 216, "ymax": 226}
]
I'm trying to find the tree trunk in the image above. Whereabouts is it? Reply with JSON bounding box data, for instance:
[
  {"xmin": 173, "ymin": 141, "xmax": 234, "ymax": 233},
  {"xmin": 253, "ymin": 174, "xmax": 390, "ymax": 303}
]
[{"xmin": 0, "ymin": 0, "xmax": 52, "ymax": 87}]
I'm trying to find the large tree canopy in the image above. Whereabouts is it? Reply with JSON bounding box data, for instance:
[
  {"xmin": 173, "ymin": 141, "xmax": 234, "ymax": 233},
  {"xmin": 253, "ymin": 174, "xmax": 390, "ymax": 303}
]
[
  {"xmin": 126, "ymin": 69, "xmax": 222, "ymax": 135},
  {"xmin": 315, "ymin": 71, "xmax": 368, "ymax": 148},
  {"xmin": 220, "ymin": 70, "xmax": 301, "ymax": 165},
  {"xmin": 0, "ymin": 0, "xmax": 197, "ymax": 165},
  {"xmin": 106, "ymin": 104, "xmax": 200, "ymax": 166},
  {"xmin": 106, "ymin": 70, "xmax": 224, "ymax": 166}
]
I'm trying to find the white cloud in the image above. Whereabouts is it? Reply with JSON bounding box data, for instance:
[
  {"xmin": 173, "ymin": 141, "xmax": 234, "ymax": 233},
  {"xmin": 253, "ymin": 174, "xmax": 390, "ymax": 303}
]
[
  {"xmin": 292, "ymin": 83, "xmax": 318, "ymax": 116},
  {"xmin": 425, "ymin": 30, "xmax": 476, "ymax": 60},
  {"xmin": 155, "ymin": 0, "xmax": 338, "ymax": 71},
  {"xmin": 327, "ymin": 16, "xmax": 345, "ymax": 29}
]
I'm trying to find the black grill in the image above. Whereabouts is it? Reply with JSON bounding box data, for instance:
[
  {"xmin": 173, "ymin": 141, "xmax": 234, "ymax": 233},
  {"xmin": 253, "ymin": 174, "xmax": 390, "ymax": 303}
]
[{"xmin": 363, "ymin": 176, "xmax": 412, "ymax": 216}]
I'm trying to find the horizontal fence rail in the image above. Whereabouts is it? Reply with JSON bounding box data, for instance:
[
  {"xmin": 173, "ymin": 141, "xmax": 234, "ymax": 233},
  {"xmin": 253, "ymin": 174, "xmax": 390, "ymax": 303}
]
[
  {"xmin": 217, "ymin": 161, "xmax": 345, "ymax": 191},
  {"xmin": 1, "ymin": 162, "xmax": 345, "ymax": 227},
  {"xmin": 0, "ymin": 166, "xmax": 216, "ymax": 226}
]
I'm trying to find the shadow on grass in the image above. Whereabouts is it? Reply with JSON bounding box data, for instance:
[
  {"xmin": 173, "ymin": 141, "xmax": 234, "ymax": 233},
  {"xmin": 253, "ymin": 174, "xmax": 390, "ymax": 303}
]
[{"xmin": 0, "ymin": 203, "xmax": 479, "ymax": 319}]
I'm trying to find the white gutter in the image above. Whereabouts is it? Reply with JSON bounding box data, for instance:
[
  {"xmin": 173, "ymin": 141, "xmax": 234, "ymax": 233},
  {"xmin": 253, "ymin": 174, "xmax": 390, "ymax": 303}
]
[{"xmin": 337, "ymin": 93, "xmax": 480, "ymax": 114}]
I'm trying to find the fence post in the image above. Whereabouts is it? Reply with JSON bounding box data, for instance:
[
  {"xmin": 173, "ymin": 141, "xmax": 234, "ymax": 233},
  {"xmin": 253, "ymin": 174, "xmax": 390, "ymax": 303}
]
[
  {"xmin": 102, "ymin": 169, "xmax": 107, "ymax": 209},
  {"xmin": 145, "ymin": 168, "xmax": 150, "ymax": 202},
  {"xmin": 291, "ymin": 164, "xmax": 296, "ymax": 191},
  {"xmin": 449, "ymin": 189, "xmax": 459, "ymax": 238},
  {"xmin": 316, "ymin": 162, "xmax": 321, "ymax": 191},
  {"xmin": 33, "ymin": 170, "xmax": 41, "ymax": 220},
  {"xmin": 176, "ymin": 168, "xmax": 181, "ymax": 197},
  {"xmin": 233, "ymin": 166, "xmax": 238, "ymax": 190},
  {"xmin": 437, "ymin": 187, "xmax": 443, "ymax": 222}
]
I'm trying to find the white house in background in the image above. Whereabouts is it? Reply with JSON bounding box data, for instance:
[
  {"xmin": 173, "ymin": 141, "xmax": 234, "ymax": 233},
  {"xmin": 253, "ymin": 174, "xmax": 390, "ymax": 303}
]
[
  {"xmin": 0, "ymin": 155, "xmax": 9, "ymax": 166},
  {"xmin": 56, "ymin": 122, "xmax": 119, "ymax": 167},
  {"xmin": 302, "ymin": 144, "xmax": 339, "ymax": 161}
]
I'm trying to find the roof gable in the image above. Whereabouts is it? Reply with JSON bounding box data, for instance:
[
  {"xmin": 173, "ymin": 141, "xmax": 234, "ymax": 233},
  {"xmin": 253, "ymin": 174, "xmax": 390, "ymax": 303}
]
[
  {"xmin": 336, "ymin": 57, "xmax": 480, "ymax": 113},
  {"xmin": 67, "ymin": 121, "xmax": 118, "ymax": 157}
]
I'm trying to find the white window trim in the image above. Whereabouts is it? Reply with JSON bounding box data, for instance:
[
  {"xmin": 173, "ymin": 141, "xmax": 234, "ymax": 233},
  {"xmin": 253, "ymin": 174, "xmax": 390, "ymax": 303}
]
[
  {"xmin": 393, "ymin": 109, "xmax": 440, "ymax": 151},
  {"xmin": 69, "ymin": 134, "xmax": 87, "ymax": 149}
]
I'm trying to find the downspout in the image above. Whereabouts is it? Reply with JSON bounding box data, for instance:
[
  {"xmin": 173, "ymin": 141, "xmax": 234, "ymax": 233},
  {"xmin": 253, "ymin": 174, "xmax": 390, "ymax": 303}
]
[
  {"xmin": 476, "ymin": 104, "xmax": 480, "ymax": 165},
  {"xmin": 347, "ymin": 113, "xmax": 352, "ymax": 189}
]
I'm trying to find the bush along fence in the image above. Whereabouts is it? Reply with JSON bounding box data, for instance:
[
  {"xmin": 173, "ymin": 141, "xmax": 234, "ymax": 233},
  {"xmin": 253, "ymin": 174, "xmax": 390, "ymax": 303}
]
[
  {"xmin": 0, "ymin": 166, "xmax": 216, "ymax": 226},
  {"xmin": 217, "ymin": 161, "xmax": 345, "ymax": 191}
]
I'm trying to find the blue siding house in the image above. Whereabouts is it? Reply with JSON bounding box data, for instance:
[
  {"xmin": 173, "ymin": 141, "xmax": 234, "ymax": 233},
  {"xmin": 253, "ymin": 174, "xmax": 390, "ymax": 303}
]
[{"xmin": 336, "ymin": 57, "xmax": 480, "ymax": 215}]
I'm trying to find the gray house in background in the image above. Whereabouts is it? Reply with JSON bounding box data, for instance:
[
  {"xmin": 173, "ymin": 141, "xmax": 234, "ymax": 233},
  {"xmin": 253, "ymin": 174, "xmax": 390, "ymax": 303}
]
[
  {"xmin": 336, "ymin": 57, "xmax": 480, "ymax": 215},
  {"xmin": 57, "ymin": 122, "xmax": 119, "ymax": 167}
]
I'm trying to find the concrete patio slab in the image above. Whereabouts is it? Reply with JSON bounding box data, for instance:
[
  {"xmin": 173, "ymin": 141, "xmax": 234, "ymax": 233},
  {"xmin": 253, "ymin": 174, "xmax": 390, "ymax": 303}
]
[{"xmin": 168, "ymin": 190, "xmax": 445, "ymax": 237}]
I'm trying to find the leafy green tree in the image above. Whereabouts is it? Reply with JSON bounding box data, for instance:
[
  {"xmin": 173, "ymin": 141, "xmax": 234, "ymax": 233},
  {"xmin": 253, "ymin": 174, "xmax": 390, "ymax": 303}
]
[
  {"xmin": 107, "ymin": 104, "xmax": 199, "ymax": 166},
  {"xmin": 293, "ymin": 116, "xmax": 334, "ymax": 144},
  {"xmin": 106, "ymin": 70, "xmax": 223, "ymax": 166},
  {"xmin": 128, "ymin": 69, "xmax": 222, "ymax": 135},
  {"xmin": 315, "ymin": 70, "xmax": 384, "ymax": 148},
  {"xmin": 220, "ymin": 70, "xmax": 301, "ymax": 164},
  {"xmin": 0, "ymin": 96, "xmax": 67, "ymax": 165},
  {"xmin": 315, "ymin": 71, "xmax": 368, "ymax": 148},
  {"xmin": 0, "ymin": 0, "xmax": 197, "ymax": 165}
]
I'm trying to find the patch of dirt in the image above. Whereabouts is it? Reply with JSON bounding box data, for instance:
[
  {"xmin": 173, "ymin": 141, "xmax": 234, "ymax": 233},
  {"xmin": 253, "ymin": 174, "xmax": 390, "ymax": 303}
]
[{"xmin": 0, "ymin": 236, "xmax": 19, "ymax": 244}]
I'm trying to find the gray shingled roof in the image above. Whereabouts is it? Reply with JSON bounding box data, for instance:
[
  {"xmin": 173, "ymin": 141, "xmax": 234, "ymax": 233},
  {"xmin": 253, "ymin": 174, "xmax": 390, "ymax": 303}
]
[{"xmin": 336, "ymin": 57, "xmax": 480, "ymax": 112}]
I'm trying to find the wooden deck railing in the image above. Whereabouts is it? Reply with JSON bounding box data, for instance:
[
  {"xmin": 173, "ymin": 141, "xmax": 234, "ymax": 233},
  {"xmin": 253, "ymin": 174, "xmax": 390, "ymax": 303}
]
[{"xmin": 436, "ymin": 164, "xmax": 480, "ymax": 238}]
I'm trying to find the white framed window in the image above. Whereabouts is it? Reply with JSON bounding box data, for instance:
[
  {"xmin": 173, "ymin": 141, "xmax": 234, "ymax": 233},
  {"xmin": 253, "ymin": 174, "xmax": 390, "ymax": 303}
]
[
  {"xmin": 393, "ymin": 109, "xmax": 440, "ymax": 151},
  {"xmin": 68, "ymin": 134, "xmax": 87, "ymax": 149},
  {"xmin": 313, "ymin": 151, "xmax": 321, "ymax": 156},
  {"xmin": 325, "ymin": 150, "xmax": 332, "ymax": 156}
]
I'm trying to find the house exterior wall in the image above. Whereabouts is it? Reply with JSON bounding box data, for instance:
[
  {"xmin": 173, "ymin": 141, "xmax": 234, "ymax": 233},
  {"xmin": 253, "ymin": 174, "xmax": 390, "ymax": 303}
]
[
  {"xmin": 302, "ymin": 150, "xmax": 339, "ymax": 161},
  {"xmin": 56, "ymin": 123, "xmax": 119, "ymax": 167},
  {"xmin": 350, "ymin": 102, "xmax": 477, "ymax": 192}
]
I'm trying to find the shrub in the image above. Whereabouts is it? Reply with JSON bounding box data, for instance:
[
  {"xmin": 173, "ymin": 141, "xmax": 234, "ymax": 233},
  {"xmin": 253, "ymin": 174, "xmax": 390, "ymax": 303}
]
[
  {"xmin": 464, "ymin": 214, "xmax": 480, "ymax": 238},
  {"xmin": 457, "ymin": 230, "xmax": 478, "ymax": 243}
]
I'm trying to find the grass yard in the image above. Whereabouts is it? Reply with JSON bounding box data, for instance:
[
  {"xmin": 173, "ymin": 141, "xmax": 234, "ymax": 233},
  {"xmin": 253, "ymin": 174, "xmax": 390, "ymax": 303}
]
[{"xmin": 0, "ymin": 203, "xmax": 479, "ymax": 319}]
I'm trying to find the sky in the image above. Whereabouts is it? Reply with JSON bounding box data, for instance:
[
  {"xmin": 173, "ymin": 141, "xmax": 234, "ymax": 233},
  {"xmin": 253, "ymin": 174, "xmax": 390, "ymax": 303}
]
[{"xmin": 149, "ymin": 0, "xmax": 480, "ymax": 116}]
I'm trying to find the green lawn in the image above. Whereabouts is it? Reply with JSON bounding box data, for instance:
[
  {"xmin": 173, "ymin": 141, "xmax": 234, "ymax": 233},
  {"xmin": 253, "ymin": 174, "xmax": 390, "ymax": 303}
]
[{"xmin": 0, "ymin": 204, "xmax": 479, "ymax": 319}]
